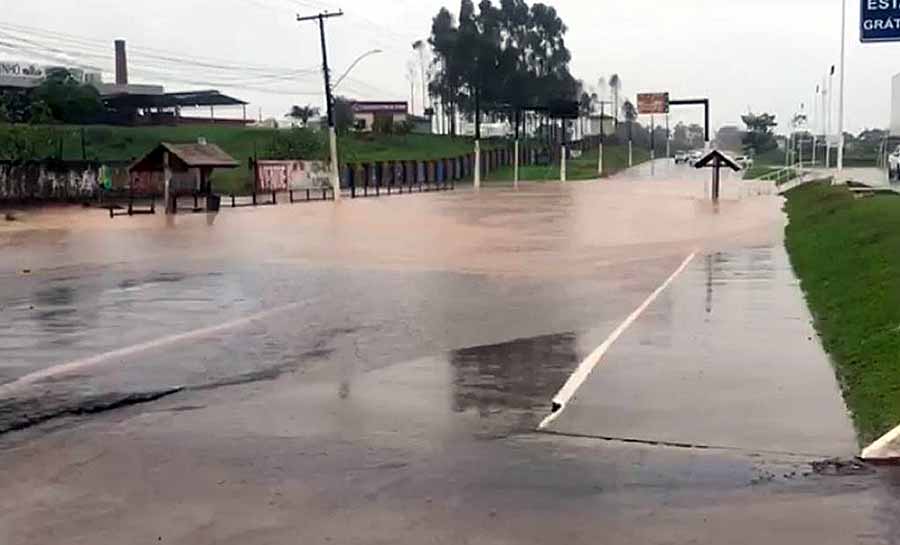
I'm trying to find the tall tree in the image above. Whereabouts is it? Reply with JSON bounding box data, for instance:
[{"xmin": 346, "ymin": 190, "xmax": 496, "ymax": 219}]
[
  {"xmin": 578, "ymin": 86, "xmax": 593, "ymax": 139},
  {"xmin": 31, "ymin": 69, "xmax": 103, "ymax": 124},
  {"xmin": 609, "ymin": 74, "xmax": 621, "ymax": 127},
  {"xmin": 412, "ymin": 40, "xmax": 430, "ymax": 116},
  {"xmin": 428, "ymin": 0, "xmax": 577, "ymax": 139},
  {"xmin": 333, "ymin": 96, "xmax": 356, "ymax": 135},
  {"xmin": 741, "ymin": 112, "xmax": 778, "ymax": 154},
  {"xmin": 406, "ymin": 60, "xmax": 418, "ymax": 115}
]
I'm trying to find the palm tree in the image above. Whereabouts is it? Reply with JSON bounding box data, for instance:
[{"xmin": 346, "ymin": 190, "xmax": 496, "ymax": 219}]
[
  {"xmin": 609, "ymin": 74, "xmax": 621, "ymax": 128},
  {"xmin": 412, "ymin": 40, "xmax": 429, "ymax": 115},
  {"xmin": 621, "ymin": 99, "xmax": 637, "ymax": 142},
  {"xmin": 406, "ymin": 60, "xmax": 418, "ymax": 114},
  {"xmin": 286, "ymin": 105, "xmax": 320, "ymax": 128},
  {"xmin": 579, "ymin": 92, "xmax": 593, "ymax": 140}
]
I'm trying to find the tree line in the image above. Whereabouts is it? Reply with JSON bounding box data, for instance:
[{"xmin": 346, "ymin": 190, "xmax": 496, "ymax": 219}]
[
  {"xmin": 427, "ymin": 0, "xmax": 579, "ymax": 138},
  {"xmin": 0, "ymin": 69, "xmax": 103, "ymax": 125}
]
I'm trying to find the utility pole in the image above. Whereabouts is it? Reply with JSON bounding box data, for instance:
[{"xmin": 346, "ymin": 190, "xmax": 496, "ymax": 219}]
[
  {"xmin": 514, "ymin": 109, "xmax": 520, "ymax": 187},
  {"xmin": 827, "ymin": 66, "xmax": 834, "ymax": 170},
  {"xmin": 599, "ymin": 101, "xmax": 605, "ymax": 176},
  {"xmin": 650, "ymin": 114, "xmax": 655, "ymax": 176},
  {"xmin": 837, "ymin": 0, "xmax": 847, "ymax": 173},
  {"xmin": 665, "ymin": 113, "xmax": 670, "ymax": 159},
  {"xmin": 474, "ymin": 87, "xmax": 481, "ymax": 189},
  {"xmin": 594, "ymin": 100, "xmax": 612, "ymax": 176},
  {"xmin": 298, "ymin": 10, "xmax": 344, "ymax": 200}
]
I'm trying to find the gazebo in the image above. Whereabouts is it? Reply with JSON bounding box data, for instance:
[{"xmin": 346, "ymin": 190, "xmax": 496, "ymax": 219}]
[{"xmin": 130, "ymin": 141, "xmax": 238, "ymax": 212}]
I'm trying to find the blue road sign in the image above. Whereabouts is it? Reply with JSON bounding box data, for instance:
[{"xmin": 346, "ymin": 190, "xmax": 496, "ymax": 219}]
[{"xmin": 861, "ymin": 0, "xmax": 900, "ymax": 43}]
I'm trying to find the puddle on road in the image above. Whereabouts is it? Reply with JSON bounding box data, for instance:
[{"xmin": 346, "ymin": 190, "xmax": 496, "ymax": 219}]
[{"xmin": 448, "ymin": 332, "xmax": 580, "ymax": 434}]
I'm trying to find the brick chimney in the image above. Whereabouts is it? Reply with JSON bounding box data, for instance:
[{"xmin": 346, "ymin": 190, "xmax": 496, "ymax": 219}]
[{"xmin": 115, "ymin": 40, "xmax": 128, "ymax": 85}]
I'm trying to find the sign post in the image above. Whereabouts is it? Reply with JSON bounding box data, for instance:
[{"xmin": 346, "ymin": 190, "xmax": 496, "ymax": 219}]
[
  {"xmin": 598, "ymin": 141, "xmax": 604, "ymax": 176},
  {"xmin": 694, "ymin": 150, "xmax": 741, "ymax": 203},
  {"xmin": 638, "ymin": 93, "xmax": 670, "ymax": 176}
]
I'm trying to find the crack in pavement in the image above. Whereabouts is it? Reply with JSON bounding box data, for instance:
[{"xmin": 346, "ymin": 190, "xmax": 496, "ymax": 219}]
[
  {"xmin": 536, "ymin": 428, "xmax": 853, "ymax": 460},
  {"xmin": 0, "ymin": 388, "xmax": 184, "ymax": 436},
  {"xmin": 0, "ymin": 345, "xmax": 340, "ymax": 438}
]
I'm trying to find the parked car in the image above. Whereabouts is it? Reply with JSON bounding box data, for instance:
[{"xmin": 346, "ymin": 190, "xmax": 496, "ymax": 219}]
[
  {"xmin": 673, "ymin": 151, "xmax": 689, "ymax": 164},
  {"xmin": 889, "ymin": 146, "xmax": 900, "ymax": 181},
  {"xmin": 734, "ymin": 155, "xmax": 754, "ymax": 169},
  {"xmin": 687, "ymin": 150, "xmax": 704, "ymax": 166}
]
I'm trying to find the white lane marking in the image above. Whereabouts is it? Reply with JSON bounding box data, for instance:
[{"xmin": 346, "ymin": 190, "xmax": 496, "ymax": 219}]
[
  {"xmin": 0, "ymin": 302, "xmax": 306, "ymax": 395},
  {"xmin": 539, "ymin": 252, "xmax": 697, "ymax": 430},
  {"xmin": 861, "ymin": 424, "xmax": 900, "ymax": 460}
]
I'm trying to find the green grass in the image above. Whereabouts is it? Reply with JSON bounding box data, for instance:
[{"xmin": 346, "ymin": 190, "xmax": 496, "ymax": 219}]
[
  {"xmin": 754, "ymin": 148, "xmax": 788, "ymax": 166},
  {"xmin": 784, "ymin": 182, "xmax": 900, "ymax": 444},
  {"xmin": 1, "ymin": 124, "xmax": 504, "ymax": 194},
  {"xmin": 483, "ymin": 144, "xmax": 649, "ymax": 182}
]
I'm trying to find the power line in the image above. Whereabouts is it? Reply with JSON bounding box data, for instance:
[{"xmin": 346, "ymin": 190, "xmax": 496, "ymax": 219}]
[
  {"xmin": 0, "ymin": 37, "xmax": 319, "ymax": 84},
  {"xmin": 0, "ymin": 21, "xmax": 316, "ymax": 76},
  {"xmin": 0, "ymin": 38, "xmax": 324, "ymax": 97}
]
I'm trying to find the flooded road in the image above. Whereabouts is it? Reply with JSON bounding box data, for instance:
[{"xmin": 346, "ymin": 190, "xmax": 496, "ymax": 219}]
[{"xmin": 2, "ymin": 164, "xmax": 898, "ymax": 544}]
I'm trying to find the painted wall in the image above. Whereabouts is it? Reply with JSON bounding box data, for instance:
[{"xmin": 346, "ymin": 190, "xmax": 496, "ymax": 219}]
[
  {"xmin": 0, "ymin": 161, "xmax": 102, "ymax": 201},
  {"xmin": 255, "ymin": 160, "xmax": 331, "ymax": 192}
]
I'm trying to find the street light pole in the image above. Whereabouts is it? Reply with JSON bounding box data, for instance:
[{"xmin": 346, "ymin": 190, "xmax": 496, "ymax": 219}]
[
  {"xmin": 299, "ymin": 10, "xmax": 344, "ymax": 201},
  {"xmin": 332, "ymin": 49, "xmax": 383, "ymax": 91},
  {"xmin": 813, "ymin": 85, "xmax": 819, "ymax": 166},
  {"xmin": 837, "ymin": 0, "xmax": 847, "ymax": 172}
]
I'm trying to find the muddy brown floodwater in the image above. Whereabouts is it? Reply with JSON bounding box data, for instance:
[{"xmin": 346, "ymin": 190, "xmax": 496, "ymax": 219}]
[{"xmin": 1, "ymin": 162, "xmax": 899, "ymax": 544}]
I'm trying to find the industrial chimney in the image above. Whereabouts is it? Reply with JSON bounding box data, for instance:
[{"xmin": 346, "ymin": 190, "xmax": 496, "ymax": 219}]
[{"xmin": 115, "ymin": 40, "xmax": 128, "ymax": 85}]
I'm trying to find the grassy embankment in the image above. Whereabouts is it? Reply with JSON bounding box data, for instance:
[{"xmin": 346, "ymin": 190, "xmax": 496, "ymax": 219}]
[
  {"xmin": 784, "ymin": 182, "xmax": 900, "ymax": 443},
  {"xmin": 484, "ymin": 144, "xmax": 649, "ymax": 182},
  {"xmin": 2, "ymin": 124, "xmax": 503, "ymax": 194}
]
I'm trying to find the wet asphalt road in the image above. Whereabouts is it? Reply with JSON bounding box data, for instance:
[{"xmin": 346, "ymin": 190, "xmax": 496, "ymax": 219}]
[{"xmin": 1, "ymin": 161, "xmax": 899, "ymax": 544}]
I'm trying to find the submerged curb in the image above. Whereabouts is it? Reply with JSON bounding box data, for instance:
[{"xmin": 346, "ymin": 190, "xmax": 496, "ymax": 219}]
[{"xmin": 861, "ymin": 424, "xmax": 900, "ymax": 462}]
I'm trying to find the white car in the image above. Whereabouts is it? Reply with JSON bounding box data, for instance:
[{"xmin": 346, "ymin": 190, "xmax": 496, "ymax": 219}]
[
  {"xmin": 889, "ymin": 146, "xmax": 900, "ymax": 181},
  {"xmin": 673, "ymin": 151, "xmax": 689, "ymax": 164},
  {"xmin": 687, "ymin": 151, "xmax": 704, "ymax": 166},
  {"xmin": 734, "ymin": 156, "xmax": 754, "ymax": 169}
]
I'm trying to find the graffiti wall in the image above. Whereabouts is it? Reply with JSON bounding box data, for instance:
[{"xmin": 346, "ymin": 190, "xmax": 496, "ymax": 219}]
[
  {"xmin": 0, "ymin": 161, "xmax": 102, "ymax": 201},
  {"xmin": 256, "ymin": 160, "xmax": 331, "ymax": 192}
]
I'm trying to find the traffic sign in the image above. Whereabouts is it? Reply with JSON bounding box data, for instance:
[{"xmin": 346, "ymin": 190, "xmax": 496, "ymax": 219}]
[
  {"xmin": 861, "ymin": 0, "xmax": 900, "ymax": 43},
  {"xmin": 637, "ymin": 93, "xmax": 669, "ymax": 115}
]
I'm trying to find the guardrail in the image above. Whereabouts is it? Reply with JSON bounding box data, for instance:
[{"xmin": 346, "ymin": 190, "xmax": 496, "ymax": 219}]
[{"xmin": 752, "ymin": 164, "xmax": 804, "ymax": 185}]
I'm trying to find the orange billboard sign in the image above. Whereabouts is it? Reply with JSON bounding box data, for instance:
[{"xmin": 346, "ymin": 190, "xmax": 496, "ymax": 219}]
[{"xmin": 637, "ymin": 92, "xmax": 670, "ymax": 115}]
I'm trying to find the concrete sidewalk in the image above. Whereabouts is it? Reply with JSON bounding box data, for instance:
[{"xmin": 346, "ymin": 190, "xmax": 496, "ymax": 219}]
[
  {"xmin": 814, "ymin": 167, "xmax": 900, "ymax": 193},
  {"xmin": 544, "ymin": 245, "xmax": 858, "ymax": 457}
]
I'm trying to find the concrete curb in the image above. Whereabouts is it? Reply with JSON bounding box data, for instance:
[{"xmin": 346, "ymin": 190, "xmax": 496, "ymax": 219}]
[{"xmin": 861, "ymin": 424, "xmax": 900, "ymax": 462}]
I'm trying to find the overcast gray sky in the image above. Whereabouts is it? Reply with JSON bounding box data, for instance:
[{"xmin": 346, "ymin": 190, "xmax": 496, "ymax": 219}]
[{"xmin": 4, "ymin": 0, "xmax": 899, "ymax": 134}]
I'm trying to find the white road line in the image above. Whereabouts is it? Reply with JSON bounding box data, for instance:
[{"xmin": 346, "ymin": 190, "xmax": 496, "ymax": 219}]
[
  {"xmin": 861, "ymin": 424, "xmax": 900, "ymax": 460},
  {"xmin": 0, "ymin": 301, "xmax": 306, "ymax": 395},
  {"xmin": 539, "ymin": 252, "xmax": 697, "ymax": 430}
]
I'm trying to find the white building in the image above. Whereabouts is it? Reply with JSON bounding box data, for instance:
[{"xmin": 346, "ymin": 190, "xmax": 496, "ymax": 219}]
[
  {"xmin": 585, "ymin": 114, "xmax": 617, "ymax": 137},
  {"xmin": 351, "ymin": 101, "xmax": 409, "ymax": 132}
]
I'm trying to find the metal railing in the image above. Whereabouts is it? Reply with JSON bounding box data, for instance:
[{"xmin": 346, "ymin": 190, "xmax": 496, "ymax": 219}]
[{"xmin": 752, "ymin": 164, "xmax": 805, "ymax": 185}]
